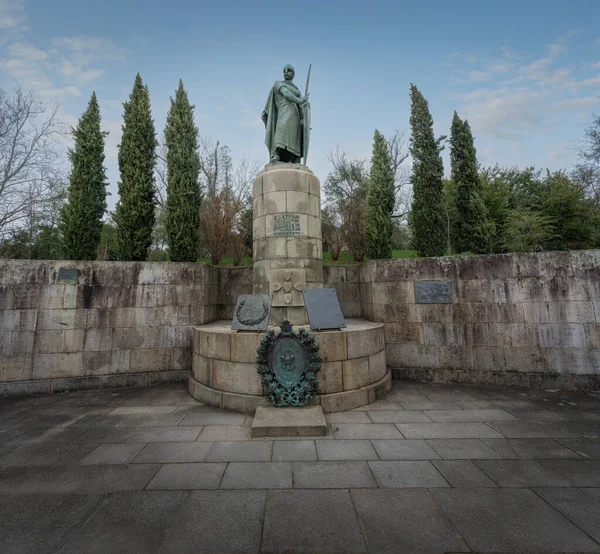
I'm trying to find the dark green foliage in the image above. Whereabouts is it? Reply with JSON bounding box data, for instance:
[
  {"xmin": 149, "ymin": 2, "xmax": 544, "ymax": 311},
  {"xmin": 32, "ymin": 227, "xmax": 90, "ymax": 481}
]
[
  {"xmin": 60, "ymin": 92, "xmax": 107, "ymax": 260},
  {"xmin": 503, "ymin": 209, "xmax": 556, "ymax": 252},
  {"xmin": 114, "ymin": 74, "xmax": 157, "ymax": 261},
  {"xmin": 164, "ymin": 80, "xmax": 202, "ymax": 262},
  {"xmin": 98, "ymin": 222, "xmax": 119, "ymax": 260},
  {"xmin": 365, "ymin": 129, "xmax": 395, "ymax": 259},
  {"xmin": 449, "ymin": 112, "xmax": 491, "ymax": 253},
  {"xmin": 538, "ymin": 171, "xmax": 599, "ymax": 249},
  {"xmin": 481, "ymin": 166, "xmax": 600, "ymax": 252},
  {"xmin": 409, "ymin": 84, "xmax": 446, "ymax": 257}
]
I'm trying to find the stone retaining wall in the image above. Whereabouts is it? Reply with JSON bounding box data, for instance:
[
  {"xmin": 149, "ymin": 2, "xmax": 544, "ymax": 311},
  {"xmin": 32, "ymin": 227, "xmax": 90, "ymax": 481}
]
[
  {"xmin": 0, "ymin": 260, "xmax": 219, "ymax": 395},
  {"xmin": 357, "ymin": 251, "xmax": 600, "ymax": 389},
  {"xmin": 1, "ymin": 251, "xmax": 599, "ymax": 396}
]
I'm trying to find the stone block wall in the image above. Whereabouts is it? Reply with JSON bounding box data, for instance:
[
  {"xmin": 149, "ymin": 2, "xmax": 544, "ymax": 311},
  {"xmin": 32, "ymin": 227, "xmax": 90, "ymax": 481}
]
[
  {"xmin": 0, "ymin": 260, "xmax": 219, "ymax": 395},
  {"xmin": 1, "ymin": 250, "xmax": 599, "ymax": 396},
  {"xmin": 357, "ymin": 251, "xmax": 600, "ymax": 389}
]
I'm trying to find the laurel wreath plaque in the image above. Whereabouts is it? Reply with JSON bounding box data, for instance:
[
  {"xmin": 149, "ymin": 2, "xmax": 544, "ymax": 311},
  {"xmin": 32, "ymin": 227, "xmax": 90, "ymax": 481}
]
[{"xmin": 256, "ymin": 320, "xmax": 321, "ymax": 407}]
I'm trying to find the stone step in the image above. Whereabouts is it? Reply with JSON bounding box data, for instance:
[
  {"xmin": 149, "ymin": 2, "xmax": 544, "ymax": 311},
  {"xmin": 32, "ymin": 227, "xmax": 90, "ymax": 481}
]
[{"xmin": 251, "ymin": 405, "xmax": 327, "ymax": 437}]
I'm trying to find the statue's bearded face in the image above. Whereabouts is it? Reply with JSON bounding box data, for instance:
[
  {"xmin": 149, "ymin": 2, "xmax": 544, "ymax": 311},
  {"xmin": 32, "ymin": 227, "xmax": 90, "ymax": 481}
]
[{"xmin": 283, "ymin": 66, "xmax": 294, "ymax": 81}]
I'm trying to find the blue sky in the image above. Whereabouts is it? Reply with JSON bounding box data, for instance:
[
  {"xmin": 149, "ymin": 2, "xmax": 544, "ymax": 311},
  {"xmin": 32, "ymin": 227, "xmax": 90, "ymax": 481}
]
[{"xmin": 1, "ymin": 0, "xmax": 599, "ymax": 210}]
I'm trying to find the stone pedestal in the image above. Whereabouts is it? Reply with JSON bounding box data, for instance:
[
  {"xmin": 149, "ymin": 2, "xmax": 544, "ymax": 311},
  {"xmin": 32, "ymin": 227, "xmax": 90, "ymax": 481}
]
[
  {"xmin": 188, "ymin": 319, "xmax": 391, "ymax": 414},
  {"xmin": 252, "ymin": 163, "xmax": 323, "ymax": 325}
]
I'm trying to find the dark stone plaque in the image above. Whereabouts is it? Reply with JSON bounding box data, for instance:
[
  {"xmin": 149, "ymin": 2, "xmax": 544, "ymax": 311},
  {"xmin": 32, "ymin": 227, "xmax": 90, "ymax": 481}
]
[
  {"xmin": 57, "ymin": 267, "xmax": 78, "ymax": 282},
  {"xmin": 231, "ymin": 294, "xmax": 271, "ymax": 331},
  {"xmin": 273, "ymin": 214, "xmax": 301, "ymax": 236},
  {"xmin": 256, "ymin": 321, "xmax": 321, "ymax": 407},
  {"xmin": 302, "ymin": 288, "xmax": 346, "ymax": 330},
  {"xmin": 414, "ymin": 280, "xmax": 451, "ymax": 304}
]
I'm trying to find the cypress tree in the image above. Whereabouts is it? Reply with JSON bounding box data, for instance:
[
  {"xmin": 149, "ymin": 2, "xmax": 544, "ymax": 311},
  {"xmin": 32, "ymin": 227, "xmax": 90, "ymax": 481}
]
[
  {"xmin": 450, "ymin": 112, "xmax": 491, "ymax": 253},
  {"xmin": 60, "ymin": 92, "xmax": 107, "ymax": 260},
  {"xmin": 409, "ymin": 84, "xmax": 446, "ymax": 257},
  {"xmin": 114, "ymin": 73, "xmax": 157, "ymax": 261},
  {"xmin": 365, "ymin": 129, "xmax": 395, "ymax": 259},
  {"xmin": 164, "ymin": 80, "xmax": 202, "ymax": 262}
]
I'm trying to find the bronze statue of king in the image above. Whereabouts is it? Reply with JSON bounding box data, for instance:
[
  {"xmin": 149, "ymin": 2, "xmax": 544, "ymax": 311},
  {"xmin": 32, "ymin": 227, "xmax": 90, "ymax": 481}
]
[{"xmin": 261, "ymin": 64, "xmax": 310, "ymax": 164}]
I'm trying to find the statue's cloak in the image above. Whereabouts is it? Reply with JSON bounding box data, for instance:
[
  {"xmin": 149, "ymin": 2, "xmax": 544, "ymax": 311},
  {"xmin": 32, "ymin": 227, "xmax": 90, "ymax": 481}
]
[{"xmin": 262, "ymin": 80, "xmax": 303, "ymax": 161}]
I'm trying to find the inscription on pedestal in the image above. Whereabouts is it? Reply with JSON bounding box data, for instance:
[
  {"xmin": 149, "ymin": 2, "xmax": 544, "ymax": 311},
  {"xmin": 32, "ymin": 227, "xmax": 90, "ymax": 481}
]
[
  {"xmin": 274, "ymin": 214, "xmax": 301, "ymax": 236},
  {"xmin": 415, "ymin": 280, "xmax": 451, "ymax": 304}
]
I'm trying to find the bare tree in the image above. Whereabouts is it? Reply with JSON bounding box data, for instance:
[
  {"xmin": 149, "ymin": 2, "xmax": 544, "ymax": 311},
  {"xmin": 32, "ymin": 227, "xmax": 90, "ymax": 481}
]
[
  {"xmin": 0, "ymin": 86, "xmax": 65, "ymax": 239},
  {"xmin": 198, "ymin": 138, "xmax": 261, "ymax": 264},
  {"xmin": 385, "ymin": 129, "xmax": 411, "ymax": 218},
  {"xmin": 321, "ymin": 206, "xmax": 344, "ymax": 261}
]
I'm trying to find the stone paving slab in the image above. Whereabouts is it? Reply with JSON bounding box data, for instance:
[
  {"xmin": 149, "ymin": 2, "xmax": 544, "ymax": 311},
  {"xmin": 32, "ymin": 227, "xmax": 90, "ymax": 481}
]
[
  {"xmin": 0, "ymin": 493, "xmax": 104, "ymax": 554},
  {"xmin": 80, "ymin": 443, "xmax": 145, "ymax": 465},
  {"xmin": 262, "ymin": 490, "xmax": 367, "ymax": 553},
  {"xmin": 272, "ymin": 440, "xmax": 317, "ymax": 461},
  {"xmin": 397, "ymin": 422, "xmax": 504, "ymax": 439},
  {"xmin": 0, "ymin": 380, "xmax": 599, "ymax": 552},
  {"xmin": 132, "ymin": 441, "xmax": 213, "ymax": 463},
  {"xmin": 146, "ymin": 462, "xmax": 226, "ymax": 490},
  {"xmin": 316, "ymin": 439, "xmax": 378, "ymax": 460},
  {"xmin": 483, "ymin": 438, "xmax": 583, "ymax": 459},
  {"xmin": 221, "ymin": 462, "xmax": 292, "ymax": 489},
  {"xmin": 331, "ymin": 423, "xmax": 403, "ymax": 439},
  {"xmin": 432, "ymin": 460, "xmax": 499, "ymax": 488},
  {"xmin": 366, "ymin": 410, "xmax": 432, "ymax": 423},
  {"xmin": 369, "ymin": 461, "xmax": 450, "ymax": 488},
  {"xmin": 351, "ymin": 489, "xmax": 470, "ymax": 552},
  {"xmin": 427, "ymin": 438, "xmax": 502, "ymax": 459},
  {"xmin": 371, "ymin": 438, "xmax": 440, "ymax": 460},
  {"xmin": 538, "ymin": 459, "xmax": 600, "ymax": 486},
  {"xmin": 60, "ymin": 491, "xmax": 187, "ymax": 554},
  {"xmin": 534, "ymin": 488, "xmax": 600, "ymax": 544},
  {"xmin": 474, "ymin": 459, "xmax": 572, "ymax": 487},
  {"xmin": 293, "ymin": 460, "xmax": 377, "ymax": 488},
  {"xmin": 160, "ymin": 490, "xmax": 265, "ymax": 553},
  {"xmin": 431, "ymin": 488, "xmax": 600, "ymax": 552}
]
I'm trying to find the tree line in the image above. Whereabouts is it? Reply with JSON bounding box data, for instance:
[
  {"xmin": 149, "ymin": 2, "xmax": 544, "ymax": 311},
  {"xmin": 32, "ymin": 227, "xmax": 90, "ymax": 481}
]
[
  {"xmin": 322, "ymin": 84, "xmax": 600, "ymax": 260},
  {"xmin": 1, "ymin": 79, "xmax": 599, "ymax": 263},
  {"xmin": 0, "ymin": 77, "xmax": 256, "ymax": 263}
]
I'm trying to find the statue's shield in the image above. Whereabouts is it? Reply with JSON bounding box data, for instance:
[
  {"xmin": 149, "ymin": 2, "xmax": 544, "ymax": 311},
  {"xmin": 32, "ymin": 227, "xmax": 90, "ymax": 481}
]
[
  {"xmin": 303, "ymin": 101, "xmax": 311, "ymax": 166},
  {"xmin": 268, "ymin": 335, "xmax": 307, "ymax": 387}
]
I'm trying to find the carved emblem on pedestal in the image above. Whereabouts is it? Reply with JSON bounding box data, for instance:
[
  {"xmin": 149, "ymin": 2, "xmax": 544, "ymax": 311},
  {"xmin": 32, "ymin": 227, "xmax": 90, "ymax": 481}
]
[
  {"xmin": 271, "ymin": 269, "xmax": 305, "ymax": 306},
  {"xmin": 256, "ymin": 320, "xmax": 321, "ymax": 407}
]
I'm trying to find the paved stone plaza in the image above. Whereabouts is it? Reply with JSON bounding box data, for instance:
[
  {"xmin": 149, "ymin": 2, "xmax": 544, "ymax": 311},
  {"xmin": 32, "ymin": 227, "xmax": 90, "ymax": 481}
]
[{"xmin": 1, "ymin": 381, "xmax": 599, "ymax": 553}]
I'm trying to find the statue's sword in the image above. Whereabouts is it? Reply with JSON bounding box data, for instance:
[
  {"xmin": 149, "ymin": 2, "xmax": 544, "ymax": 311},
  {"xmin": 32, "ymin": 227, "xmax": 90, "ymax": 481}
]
[
  {"xmin": 303, "ymin": 64, "xmax": 312, "ymax": 166},
  {"xmin": 304, "ymin": 64, "xmax": 311, "ymax": 97}
]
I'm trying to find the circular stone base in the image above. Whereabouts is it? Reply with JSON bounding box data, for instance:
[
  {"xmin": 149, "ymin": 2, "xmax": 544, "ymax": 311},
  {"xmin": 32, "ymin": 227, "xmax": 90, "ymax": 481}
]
[{"xmin": 188, "ymin": 318, "xmax": 391, "ymax": 414}]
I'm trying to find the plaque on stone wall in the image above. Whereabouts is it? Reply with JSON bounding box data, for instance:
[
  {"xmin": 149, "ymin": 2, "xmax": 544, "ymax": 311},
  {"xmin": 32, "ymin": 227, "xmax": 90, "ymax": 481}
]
[
  {"xmin": 273, "ymin": 214, "xmax": 301, "ymax": 236},
  {"xmin": 57, "ymin": 267, "xmax": 78, "ymax": 282},
  {"xmin": 302, "ymin": 288, "xmax": 346, "ymax": 330},
  {"xmin": 414, "ymin": 280, "xmax": 451, "ymax": 304},
  {"xmin": 231, "ymin": 294, "xmax": 272, "ymax": 331}
]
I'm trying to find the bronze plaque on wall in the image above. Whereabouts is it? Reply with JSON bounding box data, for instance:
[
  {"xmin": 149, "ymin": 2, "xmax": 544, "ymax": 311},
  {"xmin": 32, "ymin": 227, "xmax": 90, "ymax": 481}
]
[{"xmin": 414, "ymin": 280, "xmax": 451, "ymax": 304}]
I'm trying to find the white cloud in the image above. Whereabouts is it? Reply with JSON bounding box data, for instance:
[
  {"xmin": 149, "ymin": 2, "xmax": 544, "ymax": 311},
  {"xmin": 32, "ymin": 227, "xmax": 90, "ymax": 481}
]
[
  {"xmin": 0, "ymin": 0, "xmax": 27, "ymax": 32},
  {"xmin": 462, "ymin": 87, "xmax": 547, "ymax": 139},
  {"xmin": 468, "ymin": 71, "xmax": 491, "ymax": 82},
  {"xmin": 0, "ymin": 35, "xmax": 125, "ymax": 99},
  {"xmin": 489, "ymin": 62, "xmax": 516, "ymax": 73},
  {"xmin": 240, "ymin": 108, "xmax": 263, "ymax": 128},
  {"xmin": 552, "ymin": 96, "xmax": 599, "ymax": 112}
]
